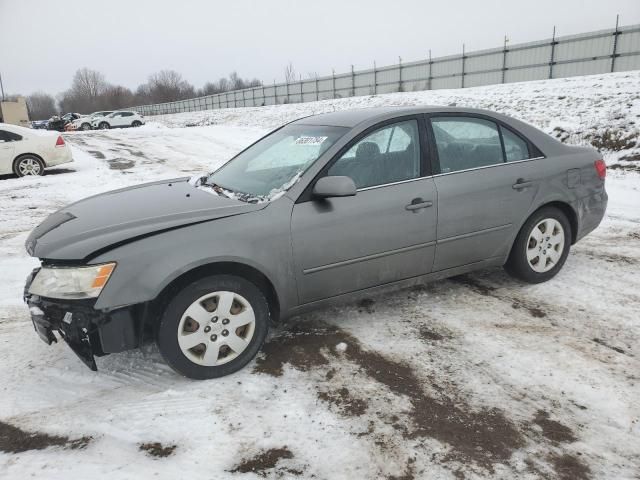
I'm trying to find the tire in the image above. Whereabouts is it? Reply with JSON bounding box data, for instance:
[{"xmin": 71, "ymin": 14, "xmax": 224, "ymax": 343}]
[
  {"xmin": 131, "ymin": 120, "xmax": 142, "ymax": 127},
  {"xmin": 156, "ymin": 274, "xmax": 270, "ymax": 380},
  {"xmin": 98, "ymin": 122, "xmax": 110, "ymax": 130},
  {"xmin": 80, "ymin": 122, "xmax": 92, "ymax": 131},
  {"xmin": 13, "ymin": 155, "xmax": 45, "ymax": 177},
  {"xmin": 505, "ymin": 207, "xmax": 571, "ymax": 283}
]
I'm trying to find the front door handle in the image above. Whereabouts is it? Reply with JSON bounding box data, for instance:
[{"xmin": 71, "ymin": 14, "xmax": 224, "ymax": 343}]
[
  {"xmin": 405, "ymin": 198, "xmax": 433, "ymax": 211},
  {"xmin": 512, "ymin": 178, "xmax": 533, "ymax": 190}
]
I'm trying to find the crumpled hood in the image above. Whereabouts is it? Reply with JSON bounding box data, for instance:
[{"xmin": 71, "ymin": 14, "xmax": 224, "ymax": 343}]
[{"xmin": 26, "ymin": 178, "xmax": 267, "ymax": 260}]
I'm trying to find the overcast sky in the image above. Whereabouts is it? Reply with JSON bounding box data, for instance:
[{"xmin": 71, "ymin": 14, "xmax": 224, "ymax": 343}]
[{"xmin": 1, "ymin": 0, "xmax": 638, "ymax": 96}]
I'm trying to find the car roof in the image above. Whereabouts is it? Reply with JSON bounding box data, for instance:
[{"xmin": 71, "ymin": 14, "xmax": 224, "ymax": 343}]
[{"xmin": 292, "ymin": 106, "xmax": 515, "ymax": 128}]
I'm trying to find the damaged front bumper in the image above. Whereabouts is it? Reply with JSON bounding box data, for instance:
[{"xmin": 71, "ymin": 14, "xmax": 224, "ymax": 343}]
[{"xmin": 24, "ymin": 268, "xmax": 142, "ymax": 371}]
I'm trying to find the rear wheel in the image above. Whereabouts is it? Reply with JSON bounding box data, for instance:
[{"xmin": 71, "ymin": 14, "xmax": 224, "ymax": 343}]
[
  {"xmin": 14, "ymin": 155, "xmax": 45, "ymax": 177},
  {"xmin": 98, "ymin": 122, "xmax": 110, "ymax": 130},
  {"xmin": 505, "ymin": 207, "xmax": 571, "ymax": 283},
  {"xmin": 156, "ymin": 274, "xmax": 270, "ymax": 379}
]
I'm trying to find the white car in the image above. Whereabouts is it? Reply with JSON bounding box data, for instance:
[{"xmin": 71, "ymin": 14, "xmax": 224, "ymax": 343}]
[
  {"xmin": 72, "ymin": 111, "xmax": 113, "ymax": 131},
  {"xmin": 0, "ymin": 123, "xmax": 73, "ymax": 177},
  {"xmin": 92, "ymin": 111, "xmax": 145, "ymax": 130}
]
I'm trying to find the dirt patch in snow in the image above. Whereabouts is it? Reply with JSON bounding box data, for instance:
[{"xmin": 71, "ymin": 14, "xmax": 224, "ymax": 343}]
[
  {"xmin": 592, "ymin": 337, "xmax": 628, "ymax": 355},
  {"xmin": 0, "ymin": 420, "xmax": 91, "ymax": 453},
  {"xmin": 229, "ymin": 447, "xmax": 296, "ymax": 476},
  {"xmin": 357, "ymin": 298, "xmax": 376, "ymax": 313},
  {"xmin": 138, "ymin": 442, "xmax": 176, "ymax": 458},
  {"xmin": 533, "ymin": 410, "xmax": 577, "ymax": 443},
  {"xmin": 107, "ymin": 158, "xmax": 136, "ymax": 170},
  {"xmin": 255, "ymin": 322, "xmax": 525, "ymax": 471},
  {"xmin": 87, "ymin": 150, "xmax": 106, "ymax": 159},
  {"xmin": 549, "ymin": 453, "xmax": 591, "ymax": 480},
  {"xmin": 450, "ymin": 275, "xmax": 548, "ymax": 318},
  {"xmin": 418, "ymin": 325, "xmax": 447, "ymax": 341},
  {"xmin": 317, "ymin": 387, "xmax": 369, "ymax": 416}
]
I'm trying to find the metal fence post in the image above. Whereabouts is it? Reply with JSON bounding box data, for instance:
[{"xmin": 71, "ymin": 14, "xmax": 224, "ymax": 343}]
[
  {"xmin": 398, "ymin": 56, "xmax": 403, "ymax": 92},
  {"xmin": 502, "ymin": 36, "xmax": 508, "ymax": 83},
  {"xmin": 252, "ymin": 87, "xmax": 255, "ymax": 107},
  {"xmin": 461, "ymin": 44, "xmax": 466, "ymax": 88},
  {"xmin": 262, "ymin": 84, "xmax": 265, "ymax": 106},
  {"xmin": 611, "ymin": 14, "xmax": 620, "ymax": 72},
  {"xmin": 332, "ymin": 69, "xmax": 336, "ymax": 99},
  {"xmin": 428, "ymin": 50, "xmax": 432, "ymax": 90},
  {"xmin": 299, "ymin": 75, "xmax": 303, "ymax": 103},
  {"xmin": 549, "ymin": 26, "xmax": 557, "ymax": 79},
  {"xmin": 373, "ymin": 61, "xmax": 377, "ymax": 95},
  {"xmin": 274, "ymin": 80, "xmax": 277, "ymax": 104},
  {"xmin": 315, "ymin": 76, "xmax": 319, "ymax": 101},
  {"xmin": 286, "ymin": 80, "xmax": 290, "ymax": 104},
  {"xmin": 351, "ymin": 65, "xmax": 355, "ymax": 97}
]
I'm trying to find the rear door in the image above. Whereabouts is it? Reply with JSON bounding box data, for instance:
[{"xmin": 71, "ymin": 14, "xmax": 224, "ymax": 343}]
[
  {"xmin": 291, "ymin": 117, "xmax": 438, "ymax": 304},
  {"xmin": 427, "ymin": 114, "xmax": 542, "ymax": 271},
  {"xmin": 0, "ymin": 129, "xmax": 17, "ymax": 174}
]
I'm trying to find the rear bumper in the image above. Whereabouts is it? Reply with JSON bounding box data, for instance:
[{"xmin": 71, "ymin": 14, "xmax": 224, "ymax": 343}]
[
  {"xmin": 48, "ymin": 146, "xmax": 73, "ymax": 167},
  {"xmin": 574, "ymin": 185, "xmax": 608, "ymax": 242},
  {"xmin": 24, "ymin": 269, "xmax": 141, "ymax": 371}
]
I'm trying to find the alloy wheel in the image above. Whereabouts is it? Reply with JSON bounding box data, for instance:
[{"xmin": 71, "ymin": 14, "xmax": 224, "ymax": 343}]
[{"xmin": 18, "ymin": 157, "xmax": 43, "ymax": 176}]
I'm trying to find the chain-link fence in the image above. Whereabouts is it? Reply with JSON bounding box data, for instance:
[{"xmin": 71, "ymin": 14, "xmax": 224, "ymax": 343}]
[{"xmin": 132, "ymin": 21, "xmax": 640, "ymax": 116}]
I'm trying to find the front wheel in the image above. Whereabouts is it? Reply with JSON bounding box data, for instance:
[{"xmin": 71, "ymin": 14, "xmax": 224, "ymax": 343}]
[
  {"xmin": 156, "ymin": 275, "xmax": 270, "ymax": 379},
  {"xmin": 505, "ymin": 207, "xmax": 571, "ymax": 283},
  {"xmin": 131, "ymin": 120, "xmax": 142, "ymax": 127},
  {"xmin": 80, "ymin": 122, "xmax": 92, "ymax": 131}
]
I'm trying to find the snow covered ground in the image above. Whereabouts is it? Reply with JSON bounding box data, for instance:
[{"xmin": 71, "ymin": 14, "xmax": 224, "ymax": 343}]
[{"xmin": 1, "ymin": 72, "xmax": 639, "ymax": 480}]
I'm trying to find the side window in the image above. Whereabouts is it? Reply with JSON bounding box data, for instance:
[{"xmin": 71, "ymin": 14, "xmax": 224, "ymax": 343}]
[
  {"xmin": 501, "ymin": 126, "xmax": 531, "ymax": 162},
  {"xmin": 431, "ymin": 117, "xmax": 503, "ymax": 173},
  {"xmin": 121, "ymin": 112, "xmax": 133, "ymax": 117},
  {"xmin": 0, "ymin": 130, "xmax": 22, "ymax": 142},
  {"xmin": 328, "ymin": 120, "xmax": 420, "ymax": 189}
]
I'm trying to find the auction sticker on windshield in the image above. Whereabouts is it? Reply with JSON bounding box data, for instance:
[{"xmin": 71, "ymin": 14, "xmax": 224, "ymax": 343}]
[{"xmin": 294, "ymin": 136, "xmax": 328, "ymax": 145}]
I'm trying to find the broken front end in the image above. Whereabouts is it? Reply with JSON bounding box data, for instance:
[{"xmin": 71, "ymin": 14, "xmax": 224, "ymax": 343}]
[{"xmin": 24, "ymin": 267, "xmax": 143, "ymax": 371}]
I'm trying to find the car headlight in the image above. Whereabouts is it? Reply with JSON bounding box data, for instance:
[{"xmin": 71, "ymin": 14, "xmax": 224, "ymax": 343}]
[{"xmin": 28, "ymin": 263, "xmax": 116, "ymax": 300}]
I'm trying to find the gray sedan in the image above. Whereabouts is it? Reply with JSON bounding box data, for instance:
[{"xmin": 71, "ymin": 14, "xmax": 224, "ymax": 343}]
[{"xmin": 24, "ymin": 107, "xmax": 607, "ymax": 379}]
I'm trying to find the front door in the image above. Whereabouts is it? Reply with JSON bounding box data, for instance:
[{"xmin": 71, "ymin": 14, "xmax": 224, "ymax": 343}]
[
  {"xmin": 291, "ymin": 118, "xmax": 438, "ymax": 304},
  {"xmin": 428, "ymin": 115, "xmax": 540, "ymax": 271}
]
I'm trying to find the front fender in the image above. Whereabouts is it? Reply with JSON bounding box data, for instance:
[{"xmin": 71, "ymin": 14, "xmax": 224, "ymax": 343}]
[{"xmin": 90, "ymin": 200, "xmax": 296, "ymax": 314}]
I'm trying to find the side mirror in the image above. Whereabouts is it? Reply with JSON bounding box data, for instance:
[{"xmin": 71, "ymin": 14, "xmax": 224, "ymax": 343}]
[{"xmin": 312, "ymin": 176, "xmax": 357, "ymax": 198}]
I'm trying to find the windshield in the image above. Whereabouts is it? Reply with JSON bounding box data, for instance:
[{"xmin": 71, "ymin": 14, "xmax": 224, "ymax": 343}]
[{"xmin": 203, "ymin": 124, "xmax": 348, "ymax": 201}]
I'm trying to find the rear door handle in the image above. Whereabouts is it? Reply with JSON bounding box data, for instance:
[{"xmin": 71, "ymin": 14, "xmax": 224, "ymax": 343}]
[
  {"xmin": 512, "ymin": 178, "xmax": 533, "ymax": 190},
  {"xmin": 405, "ymin": 198, "xmax": 433, "ymax": 211}
]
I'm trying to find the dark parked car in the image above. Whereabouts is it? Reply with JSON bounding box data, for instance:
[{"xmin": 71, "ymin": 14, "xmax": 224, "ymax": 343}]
[
  {"xmin": 24, "ymin": 107, "xmax": 607, "ymax": 379},
  {"xmin": 47, "ymin": 113, "xmax": 81, "ymax": 132},
  {"xmin": 31, "ymin": 120, "xmax": 49, "ymax": 130}
]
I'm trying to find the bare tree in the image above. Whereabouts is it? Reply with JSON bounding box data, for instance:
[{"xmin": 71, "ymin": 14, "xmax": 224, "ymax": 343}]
[
  {"xmin": 284, "ymin": 62, "xmax": 297, "ymax": 84},
  {"xmin": 26, "ymin": 92, "xmax": 57, "ymax": 119},
  {"xmin": 306, "ymin": 72, "xmax": 319, "ymax": 80},
  {"xmin": 72, "ymin": 68, "xmax": 107, "ymax": 100},
  {"xmin": 140, "ymin": 70, "xmax": 195, "ymax": 103}
]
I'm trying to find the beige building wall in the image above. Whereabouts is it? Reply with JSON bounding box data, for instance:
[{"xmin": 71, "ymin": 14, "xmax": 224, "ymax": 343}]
[{"xmin": 0, "ymin": 97, "xmax": 30, "ymax": 127}]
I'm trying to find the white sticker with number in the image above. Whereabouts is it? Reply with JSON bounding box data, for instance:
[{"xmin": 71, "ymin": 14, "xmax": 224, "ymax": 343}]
[{"xmin": 294, "ymin": 136, "xmax": 327, "ymax": 146}]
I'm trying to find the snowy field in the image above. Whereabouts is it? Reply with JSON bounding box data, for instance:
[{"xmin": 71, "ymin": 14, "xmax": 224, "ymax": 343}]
[{"xmin": 1, "ymin": 72, "xmax": 639, "ymax": 480}]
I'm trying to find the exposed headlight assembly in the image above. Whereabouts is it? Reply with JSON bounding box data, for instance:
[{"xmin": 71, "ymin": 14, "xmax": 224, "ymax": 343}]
[{"xmin": 28, "ymin": 263, "xmax": 116, "ymax": 299}]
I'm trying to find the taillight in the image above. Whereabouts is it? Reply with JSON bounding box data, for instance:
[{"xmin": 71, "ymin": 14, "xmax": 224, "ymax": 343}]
[
  {"xmin": 55, "ymin": 136, "xmax": 65, "ymax": 147},
  {"xmin": 594, "ymin": 159, "xmax": 606, "ymax": 179}
]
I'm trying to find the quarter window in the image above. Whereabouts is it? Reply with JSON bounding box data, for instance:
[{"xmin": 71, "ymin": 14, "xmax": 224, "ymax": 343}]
[
  {"xmin": 431, "ymin": 117, "xmax": 503, "ymax": 173},
  {"xmin": 328, "ymin": 120, "xmax": 420, "ymax": 189},
  {"xmin": 0, "ymin": 130, "xmax": 22, "ymax": 142},
  {"xmin": 501, "ymin": 126, "xmax": 531, "ymax": 162}
]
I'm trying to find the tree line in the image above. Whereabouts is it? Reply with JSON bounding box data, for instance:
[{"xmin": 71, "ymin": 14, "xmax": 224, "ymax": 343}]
[{"xmin": 16, "ymin": 68, "xmax": 263, "ymax": 120}]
